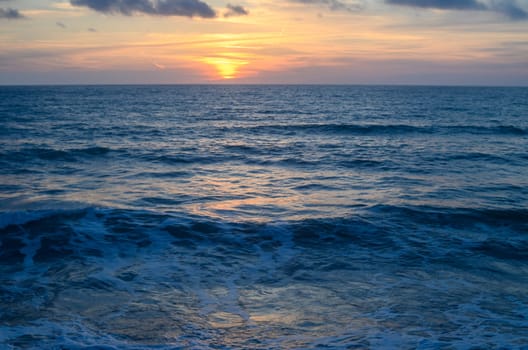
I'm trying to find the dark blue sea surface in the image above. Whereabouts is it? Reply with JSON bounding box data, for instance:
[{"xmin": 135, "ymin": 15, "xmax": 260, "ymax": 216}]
[{"xmin": 1, "ymin": 85, "xmax": 527, "ymax": 349}]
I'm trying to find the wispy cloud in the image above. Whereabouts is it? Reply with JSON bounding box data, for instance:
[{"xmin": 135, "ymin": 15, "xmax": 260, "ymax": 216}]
[
  {"xmin": 386, "ymin": 0, "xmax": 528, "ymax": 20},
  {"xmin": 290, "ymin": 0, "xmax": 363, "ymax": 12},
  {"xmin": 0, "ymin": 7, "xmax": 25, "ymax": 19},
  {"xmin": 386, "ymin": 0, "xmax": 486, "ymax": 10},
  {"xmin": 70, "ymin": 0, "xmax": 216, "ymax": 18},
  {"xmin": 224, "ymin": 4, "xmax": 248, "ymax": 17}
]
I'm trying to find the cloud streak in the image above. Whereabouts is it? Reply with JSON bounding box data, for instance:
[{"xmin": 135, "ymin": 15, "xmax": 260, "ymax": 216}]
[
  {"xmin": 386, "ymin": 0, "xmax": 485, "ymax": 10},
  {"xmin": 70, "ymin": 0, "xmax": 216, "ymax": 18},
  {"xmin": 386, "ymin": 0, "xmax": 528, "ymax": 20},
  {"xmin": 291, "ymin": 0, "xmax": 362, "ymax": 12},
  {"xmin": 224, "ymin": 3, "xmax": 248, "ymax": 17},
  {"xmin": 0, "ymin": 7, "xmax": 25, "ymax": 19}
]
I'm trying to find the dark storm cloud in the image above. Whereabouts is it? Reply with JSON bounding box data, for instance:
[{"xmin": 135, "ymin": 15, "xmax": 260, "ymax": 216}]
[
  {"xmin": 224, "ymin": 3, "xmax": 248, "ymax": 17},
  {"xmin": 70, "ymin": 0, "xmax": 216, "ymax": 18},
  {"xmin": 386, "ymin": 0, "xmax": 527, "ymax": 20},
  {"xmin": 291, "ymin": 0, "xmax": 362, "ymax": 12},
  {"xmin": 0, "ymin": 7, "xmax": 24, "ymax": 19}
]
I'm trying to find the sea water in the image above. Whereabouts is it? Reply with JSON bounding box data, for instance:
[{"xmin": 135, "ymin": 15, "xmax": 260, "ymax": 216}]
[{"xmin": 1, "ymin": 85, "xmax": 527, "ymax": 349}]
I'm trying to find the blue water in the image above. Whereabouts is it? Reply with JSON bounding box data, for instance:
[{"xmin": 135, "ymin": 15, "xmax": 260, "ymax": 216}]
[{"xmin": 1, "ymin": 85, "xmax": 527, "ymax": 349}]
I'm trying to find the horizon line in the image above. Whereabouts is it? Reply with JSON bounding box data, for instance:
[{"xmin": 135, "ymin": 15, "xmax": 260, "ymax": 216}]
[{"xmin": 1, "ymin": 83, "xmax": 527, "ymax": 88}]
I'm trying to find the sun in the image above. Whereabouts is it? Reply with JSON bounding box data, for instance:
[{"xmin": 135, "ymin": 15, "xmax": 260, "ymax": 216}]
[{"xmin": 201, "ymin": 56, "xmax": 248, "ymax": 80}]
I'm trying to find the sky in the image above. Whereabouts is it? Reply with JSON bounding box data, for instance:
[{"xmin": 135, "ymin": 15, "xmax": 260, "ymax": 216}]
[{"xmin": 0, "ymin": 0, "xmax": 527, "ymax": 85}]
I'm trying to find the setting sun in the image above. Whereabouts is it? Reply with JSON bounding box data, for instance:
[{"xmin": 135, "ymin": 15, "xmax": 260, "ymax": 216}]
[{"xmin": 201, "ymin": 56, "xmax": 249, "ymax": 79}]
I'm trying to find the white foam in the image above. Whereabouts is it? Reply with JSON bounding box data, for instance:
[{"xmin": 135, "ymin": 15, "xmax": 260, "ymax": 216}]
[{"xmin": 20, "ymin": 230, "xmax": 41, "ymax": 268}]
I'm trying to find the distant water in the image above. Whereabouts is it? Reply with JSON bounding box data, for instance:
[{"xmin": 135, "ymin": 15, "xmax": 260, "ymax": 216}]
[{"xmin": 1, "ymin": 85, "xmax": 527, "ymax": 349}]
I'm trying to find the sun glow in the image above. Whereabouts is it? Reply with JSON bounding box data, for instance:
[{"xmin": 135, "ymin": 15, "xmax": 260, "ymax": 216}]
[{"xmin": 201, "ymin": 56, "xmax": 248, "ymax": 79}]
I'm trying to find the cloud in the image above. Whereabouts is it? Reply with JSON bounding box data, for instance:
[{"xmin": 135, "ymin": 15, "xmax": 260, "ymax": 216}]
[
  {"xmin": 70, "ymin": 0, "xmax": 216, "ymax": 18},
  {"xmin": 386, "ymin": 0, "xmax": 528, "ymax": 20},
  {"xmin": 56, "ymin": 21, "xmax": 67, "ymax": 28},
  {"xmin": 291, "ymin": 0, "xmax": 362, "ymax": 12},
  {"xmin": 0, "ymin": 7, "xmax": 25, "ymax": 19},
  {"xmin": 386, "ymin": 0, "xmax": 486, "ymax": 10},
  {"xmin": 490, "ymin": 0, "xmax": 528, "ymax": 20},
  {"xmin": 224, "ymin": 3, "xmax": 248, "ymax": 17}
]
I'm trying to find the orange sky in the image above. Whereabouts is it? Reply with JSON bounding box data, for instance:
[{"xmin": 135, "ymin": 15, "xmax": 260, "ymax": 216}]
[{"xmin": 0, "ymin": 0, "xmax": 527, "ymax": 84}]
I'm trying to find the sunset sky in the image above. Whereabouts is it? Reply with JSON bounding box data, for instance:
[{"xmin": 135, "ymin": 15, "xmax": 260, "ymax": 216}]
[{"xmin": 1, "ymin": 0, "xmax": 527, "ymax": 84}]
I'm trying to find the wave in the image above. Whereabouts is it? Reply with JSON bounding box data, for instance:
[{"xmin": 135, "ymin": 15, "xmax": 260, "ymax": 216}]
[
  {"xmin": 0, "ymin": 207, "xmax": 91, "ymax": 229},
  {"xmin": 151, "ymin": 154, "xmax": 224, "ymax": 165},
  {"xmin": 1, "ymin": 204, "xmax": 527, "ymax": 349},
  {"xmin": 471, "ymin": 239, "xmax": 528, "ymax": 261},
  {"xmin": 0, "ymin": 146, "xmax": 114, "ymax": 162},
  {"xmin": 234, "ymin": 123, "xmax": 428, "ymax": 135},
  {"xmin": 225, "ymin": 123, "xmax": 528, "ymax": 136},
  {"xmin": 2, "ymin": 204, "xmax": 525, "ymax": 256},
  {"xmin": 134, "ymin": 170, "xmax": 191, "ymax": 178},
  {"xmin": 445, "ymin": 152, "xmax": 510, "ymax": 163},
  {"xmin": 441, "ymin": 125, "xmax": 528, "ymax": 136},
  {"xmin": 338, "ymin": 158, "xmax": 390, "ymax": 169},
  {"xmin": 368, "ymin": 204, "xmax": 528, "ymax": 229},
  {"xmin": 2, "ymin": 204, "xmax": 525, "ymax": 233}
]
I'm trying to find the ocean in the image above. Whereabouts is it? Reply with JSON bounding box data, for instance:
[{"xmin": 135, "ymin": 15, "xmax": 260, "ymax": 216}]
[{"xmin": 1, "ymin": 85, "xmax": 527, "ymax": 349}]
